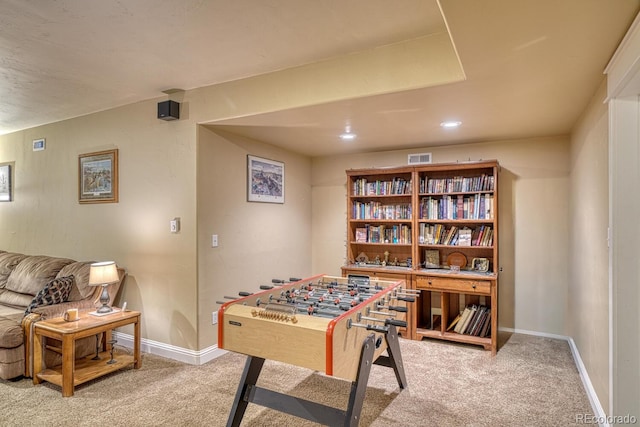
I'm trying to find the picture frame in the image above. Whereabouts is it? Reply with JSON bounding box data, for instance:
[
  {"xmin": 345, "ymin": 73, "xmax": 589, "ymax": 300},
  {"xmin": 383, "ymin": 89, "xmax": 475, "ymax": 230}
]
[
  {"xmin": 424, "ymin": 249, "xmax": 440, "ymax": 268},
  {"xmin": 247, "ymin": 155, "xmax": 284, "ymax": 203},
  {"xmin": 0, "ymin": 164, "xmax": 12, "ymax": 202},
  {"xmin": 471, "ymin": 257, "xmax": 490, "ymax": 272},
  {"xmin": 32, "ymin": 138, "xmax": 45, "ymax": 151},
  {"xmin": 78, "ymin": 149, "xmax": 118, "ymax": 204}
]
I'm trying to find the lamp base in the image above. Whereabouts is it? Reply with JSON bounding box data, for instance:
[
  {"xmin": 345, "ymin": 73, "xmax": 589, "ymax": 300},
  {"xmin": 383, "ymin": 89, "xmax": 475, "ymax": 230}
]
[
  {"xmin": 97, "ymin": 304, "xmax": 113, "ymax": 313},
  {"xmin": 97, "ymin": 284, "xmax": 112, "ymax": 313}
]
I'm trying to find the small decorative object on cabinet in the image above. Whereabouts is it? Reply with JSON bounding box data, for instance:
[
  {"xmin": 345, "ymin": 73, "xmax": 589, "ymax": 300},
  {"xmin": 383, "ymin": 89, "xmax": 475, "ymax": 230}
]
[{"xmin": 342, "ymin": 160, "xmax": 499, "ymax": 354}]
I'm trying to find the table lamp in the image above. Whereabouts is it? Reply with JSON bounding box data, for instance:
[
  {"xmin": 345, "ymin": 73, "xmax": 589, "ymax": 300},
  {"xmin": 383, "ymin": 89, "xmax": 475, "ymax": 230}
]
[{"xmin": 89, "ymin": 261, "xmax": 119, "ymax": 313}]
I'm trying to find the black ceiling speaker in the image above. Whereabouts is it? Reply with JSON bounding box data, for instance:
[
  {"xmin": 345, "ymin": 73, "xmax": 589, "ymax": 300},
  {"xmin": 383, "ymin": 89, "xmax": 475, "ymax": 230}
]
[{"xmin": 157, "ymin": 100, "xmax": 180, "ymax": 121}]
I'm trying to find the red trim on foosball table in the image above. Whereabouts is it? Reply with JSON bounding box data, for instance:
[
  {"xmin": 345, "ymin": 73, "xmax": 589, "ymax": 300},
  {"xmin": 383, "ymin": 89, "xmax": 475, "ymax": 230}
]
[{"xmin": 218, "ymin": 304, "xmax": 226, "ymax": 347}]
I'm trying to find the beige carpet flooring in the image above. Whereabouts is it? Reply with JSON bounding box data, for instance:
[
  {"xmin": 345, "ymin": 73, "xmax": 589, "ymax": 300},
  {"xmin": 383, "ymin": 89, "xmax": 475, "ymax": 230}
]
[{"xmin": 0, "ymin": 333, "xmax": 593, "ymax": 426}]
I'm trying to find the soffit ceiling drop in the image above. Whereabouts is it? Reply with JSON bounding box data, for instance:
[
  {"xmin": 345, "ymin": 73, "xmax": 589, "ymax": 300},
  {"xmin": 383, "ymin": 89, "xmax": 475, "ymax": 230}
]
[{"xmin": 1, "ymin": 0, "xmax": 639, "ymax": 157}]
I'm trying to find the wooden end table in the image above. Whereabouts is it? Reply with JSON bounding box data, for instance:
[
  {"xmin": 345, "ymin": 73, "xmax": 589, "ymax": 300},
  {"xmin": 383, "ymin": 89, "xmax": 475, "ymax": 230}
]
[{"xmin": 33, "ymin": 309, "xmax": 141, "ymax": 397}]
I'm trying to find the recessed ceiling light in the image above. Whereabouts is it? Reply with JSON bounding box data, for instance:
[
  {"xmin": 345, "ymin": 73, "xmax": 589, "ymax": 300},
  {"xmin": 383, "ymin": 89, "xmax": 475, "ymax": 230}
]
[
  {"xmin": 440, "ymin": 121, "xmax": 462, "ymax": 128},
  {"xmin": 340, "ymin": 124, "xmax": 356, "ymax": 140}
]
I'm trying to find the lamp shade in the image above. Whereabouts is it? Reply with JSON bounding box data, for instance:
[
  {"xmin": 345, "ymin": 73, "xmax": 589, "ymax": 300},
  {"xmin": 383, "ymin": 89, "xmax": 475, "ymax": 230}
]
[{"xmin": 89, "ymin": 261, "xmax": 119, "ymax": 286}]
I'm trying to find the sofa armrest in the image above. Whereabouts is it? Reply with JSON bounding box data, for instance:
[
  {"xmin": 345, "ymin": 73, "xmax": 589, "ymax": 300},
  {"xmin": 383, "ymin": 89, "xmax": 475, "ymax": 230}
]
[
  {"xmin": 21, "ymin": 313, "xmax": 41, "ymax": 378},
  {"xmin": 31, "ymin": 300, "xmax": 97, "ymax": 320}
]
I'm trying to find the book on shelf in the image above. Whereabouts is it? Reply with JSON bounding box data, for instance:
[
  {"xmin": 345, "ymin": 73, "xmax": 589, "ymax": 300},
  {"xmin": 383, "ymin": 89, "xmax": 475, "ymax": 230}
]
[
  {"xmin": 421, "ymin": 174, "xmax": 495, "ymax": 194},
  {"xmin": 455, "ymin": 305, "xmax": 491, "ymax": 336},
  {"xmin": 459, "ymin": 305, "xmax": 478, "ymax": 334},
  {"xmin": 443, "ymin": 225, "xmax": 457, "ymax": 245},
  {"xmin": 458, "ymin": 227, "xmax": 472, "ymax": 246},
  {"xmin": 355, "ymin": 227, "xmax": 367, "ymax": 243},
  {"xmin": 419, "ymin": 194, "xmax": 494, "ymax": 220},
  {"xmin": 454, "ymin": 306, "xmax": 473, "ymax": 334},
  {"xmin": 474, "ymin": 308, "xmax": 491, "ymax": 336},
  {"xmin": 353, "ymin": 177, "xmax": 412, "ymax": 196},
  {"xmin": 465, "ymin": 306, "xmax": 486, "ymax": 335},
  {"xmin": 447, "ymin": 313, "xmax": 461, "ymax": 331},
  {"xmin": 480, "ymin": 315, "xmax": 491, "ymax": 337}
]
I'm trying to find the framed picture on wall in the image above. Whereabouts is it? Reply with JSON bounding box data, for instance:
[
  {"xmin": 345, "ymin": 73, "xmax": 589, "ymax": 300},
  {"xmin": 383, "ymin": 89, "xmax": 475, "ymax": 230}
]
[
  {"xmin": 0, "ymin": 164, "xmax": 12, "ymax": 202},
  {"xmin": 247, "ymin": 155, "xmax": 284, "ymax": 204},
  {"xmin": 78, "ymin": 149, "xmax": 119, "ymax": 204}
]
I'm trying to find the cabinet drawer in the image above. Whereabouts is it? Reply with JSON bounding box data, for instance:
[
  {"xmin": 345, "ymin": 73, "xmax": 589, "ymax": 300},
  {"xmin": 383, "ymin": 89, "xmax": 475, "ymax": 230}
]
[{"xmin": 416, "ymin": 276, "xmax": 490, "ymax": 294}]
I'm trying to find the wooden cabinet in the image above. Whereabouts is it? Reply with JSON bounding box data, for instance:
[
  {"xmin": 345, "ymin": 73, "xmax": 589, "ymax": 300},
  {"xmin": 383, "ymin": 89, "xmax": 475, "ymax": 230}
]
[
  {"xmin": 414, "ymin": 272, "xmax": 497, "ymax": 353},
  {"xmin": 342, "ymin": 160, "xmax": 499, "ymax": 354}
]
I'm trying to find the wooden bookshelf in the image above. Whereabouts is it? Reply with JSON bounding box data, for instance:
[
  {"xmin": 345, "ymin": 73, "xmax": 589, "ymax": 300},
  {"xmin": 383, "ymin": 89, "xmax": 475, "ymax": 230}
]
[{"xmin": 342, "ymin": 160, "xmax": 499, "ymax": 354}]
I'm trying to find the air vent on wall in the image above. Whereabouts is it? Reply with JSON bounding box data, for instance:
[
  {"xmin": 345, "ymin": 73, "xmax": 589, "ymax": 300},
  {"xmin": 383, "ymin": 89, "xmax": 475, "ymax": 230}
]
[{"xmin": 408, "ymin": 153, "xmax": 432, "ymax": 165}]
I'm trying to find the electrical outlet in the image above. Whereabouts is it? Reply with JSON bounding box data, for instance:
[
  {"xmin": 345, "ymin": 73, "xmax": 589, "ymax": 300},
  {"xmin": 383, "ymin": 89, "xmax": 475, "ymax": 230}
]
[
  {"xmin": 212, "ymin": 311, "xmax": 218, "ymax": 325},
  {"xmin": 212, "ymin": 234, "xmax": 218, "ymax": 247}
]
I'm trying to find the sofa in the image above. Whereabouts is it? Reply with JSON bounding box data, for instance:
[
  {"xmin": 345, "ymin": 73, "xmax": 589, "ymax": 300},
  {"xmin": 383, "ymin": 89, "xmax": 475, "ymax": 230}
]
[{"xmin": 0, "ymin": 250, "xmax": 125, "ymax": 380}]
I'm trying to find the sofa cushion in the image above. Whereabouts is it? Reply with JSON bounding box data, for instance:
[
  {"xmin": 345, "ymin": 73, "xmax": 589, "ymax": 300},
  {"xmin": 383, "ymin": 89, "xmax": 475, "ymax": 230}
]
[
  {"xmin": 5, "ymin": 255, "xmax": 74, "ymax": 296},
  {"xmin": 0, "ymin": 252, "xmax": 28, "ymax": 289},
  {"xmin": 0, "ymin": 289, "xmax": 35, "ymax": 308},
  {"xmin": 57, "ymin": 261, "xmax": 95, "ymax": 301},
  {"xmin": 24, "ymin": 276, "xmax": 74, "ymax": 315},
  {"xmin": 0, "ymin": 313, "xmax": 24, "ymax": 348}
]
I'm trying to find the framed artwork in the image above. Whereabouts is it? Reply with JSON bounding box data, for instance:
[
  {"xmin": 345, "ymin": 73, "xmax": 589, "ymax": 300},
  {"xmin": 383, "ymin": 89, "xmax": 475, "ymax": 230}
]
[
  {"xmin": 247, "ymin": 155, "xmax": 284, "ymax": 203},
  {"xmin": 0, "ymin": 164, "xmax": 12, "ymax": 202},
  {"xmin": 78, "ymin": 149, "xmax": 118, "ymax": 204},
  {"xmin": 471, "ymin": 257, "xmax": 490, "ymax": 272},
  {"xmin": 32, "ymin": 138, "xmax": 45, "ymax": 151},
  {"xmin": 424, "ymin": 249, "xmax": 440, "ymax": 268}
]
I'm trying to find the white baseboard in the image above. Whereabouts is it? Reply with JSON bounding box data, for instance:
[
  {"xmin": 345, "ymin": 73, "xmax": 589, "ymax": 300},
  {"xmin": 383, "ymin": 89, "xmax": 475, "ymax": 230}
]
[
  {"xmin": 499, "ymin": 327, "xmax": 608, "ymax": 426},
  {"xmin": 112, "ymin": 331, "xmax": 227, "ymax": 365}
]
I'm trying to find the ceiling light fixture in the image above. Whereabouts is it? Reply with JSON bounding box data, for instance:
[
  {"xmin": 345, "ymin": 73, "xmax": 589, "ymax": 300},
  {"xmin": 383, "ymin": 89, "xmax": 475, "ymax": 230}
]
[
  {"xmin": 440, "ymin": 121, "xmax": 462, "ymax": 128},
  {"xmin": 340, "ymin": 124, "xmax": 356, "ymax": 141}
]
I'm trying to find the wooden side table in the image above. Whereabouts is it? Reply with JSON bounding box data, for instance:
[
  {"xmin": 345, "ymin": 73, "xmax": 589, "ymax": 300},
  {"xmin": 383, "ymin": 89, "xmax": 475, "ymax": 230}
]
[{"xmin": 33, "ymin": 310, "xmax": 141, "ymax": 397}]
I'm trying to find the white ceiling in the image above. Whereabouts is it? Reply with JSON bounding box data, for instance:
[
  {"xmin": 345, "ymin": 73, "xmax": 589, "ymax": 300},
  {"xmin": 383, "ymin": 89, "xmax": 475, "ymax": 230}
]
[{"xmin": 1, "ymin": 0, "xmax": 639, "ymax": 157}]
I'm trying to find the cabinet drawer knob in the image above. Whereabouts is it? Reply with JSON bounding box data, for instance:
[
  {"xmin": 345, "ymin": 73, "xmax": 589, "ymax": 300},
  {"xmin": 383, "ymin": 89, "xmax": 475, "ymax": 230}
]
[
  {"xmin": 472, "ymin": 284, "xmax": 476, "ymax": 289},
  {"xmin": 428, "ymin": 280, "xmax": 432, "ymax": 285}
]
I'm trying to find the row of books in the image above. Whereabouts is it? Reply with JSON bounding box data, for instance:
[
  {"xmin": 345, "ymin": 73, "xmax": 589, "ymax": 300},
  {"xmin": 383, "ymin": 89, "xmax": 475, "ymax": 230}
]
[
  {"xmin": 418, "ymin": 224, "xmax": 493, "ymax": 247},
  {"xmin": 449, "ymin": 305, "xmax": 491, "ymax": 337},
  {"xmin": 419, "ymin": 194, "xmax": 494, "ymax": 220},
  {"xmin": 351, "ymin": 202, "xmax": 412, "ymax": 220},
  {"xmin": 355, "ymin": 224, "xmax": 412, "ymax": 244},
  {"xmin": 419, "ymin": 174, "xmax": 495, "ymax": 194},
  {"xmin": 352, "ymin": 177, "xmax": 412, "ymax": 196}
]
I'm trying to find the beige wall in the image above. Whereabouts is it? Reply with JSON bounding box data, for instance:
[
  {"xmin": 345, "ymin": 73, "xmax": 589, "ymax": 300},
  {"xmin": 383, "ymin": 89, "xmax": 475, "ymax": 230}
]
[
  {"xmin": 311, "ymin": 136, "xmax": 571, "ymax": 334},
  {"xmin": 568, "ymin": 79, "xmax": 610, "ymax": 413},
  {"xmin": 0, "ymin": 99, "xmax": 199, "ymax": 349},
  {"xmin": 196, "ymin": 127, "xmax": 312, "ymax": 348}
]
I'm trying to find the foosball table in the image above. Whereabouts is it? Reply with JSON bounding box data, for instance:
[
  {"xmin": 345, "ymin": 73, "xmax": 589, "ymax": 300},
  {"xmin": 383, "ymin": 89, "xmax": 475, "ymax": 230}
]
[{"xmin": 218, "ymin": 274, "xmax": 418, "ymax": 427}]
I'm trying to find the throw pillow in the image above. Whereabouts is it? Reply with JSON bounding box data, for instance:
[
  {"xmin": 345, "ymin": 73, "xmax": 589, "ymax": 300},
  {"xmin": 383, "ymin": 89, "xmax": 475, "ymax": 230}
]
[{"xmin": 24, "ymin": 275, "xmax": 75, "ymax": 315}]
